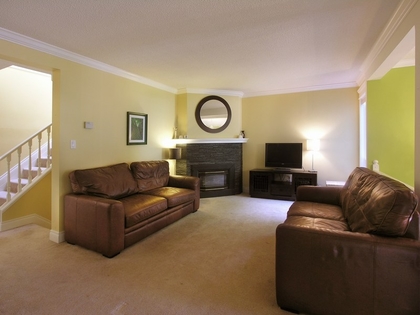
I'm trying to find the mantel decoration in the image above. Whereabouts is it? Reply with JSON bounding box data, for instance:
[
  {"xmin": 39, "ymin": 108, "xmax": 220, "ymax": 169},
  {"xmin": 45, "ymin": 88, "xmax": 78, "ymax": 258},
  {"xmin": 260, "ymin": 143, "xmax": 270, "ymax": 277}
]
[{"xmin": 127, "ymin": 112, "xmax": 148, "ymax": 145}]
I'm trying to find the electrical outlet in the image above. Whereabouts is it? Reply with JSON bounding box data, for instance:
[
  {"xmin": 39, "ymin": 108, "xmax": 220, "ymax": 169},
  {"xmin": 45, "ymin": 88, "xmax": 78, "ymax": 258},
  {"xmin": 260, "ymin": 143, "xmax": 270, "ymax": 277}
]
[{"xmin": 70, "ymin": 140, "xmax": 76, "ymax": 149}]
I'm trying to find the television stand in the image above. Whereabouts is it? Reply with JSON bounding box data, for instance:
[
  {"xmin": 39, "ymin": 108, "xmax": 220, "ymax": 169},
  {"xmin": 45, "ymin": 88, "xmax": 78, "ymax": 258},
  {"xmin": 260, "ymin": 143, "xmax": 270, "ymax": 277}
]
[{"xmin": 249, "ymin": 168, "xmax": 317, "ymax": 200}]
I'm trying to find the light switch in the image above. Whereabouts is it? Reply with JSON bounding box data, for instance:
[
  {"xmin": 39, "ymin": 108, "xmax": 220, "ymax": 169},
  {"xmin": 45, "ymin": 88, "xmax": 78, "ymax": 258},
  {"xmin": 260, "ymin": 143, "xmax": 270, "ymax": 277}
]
[{"xmin": 70, "ymin": 140, "xmax": 76, "ymax": 149}]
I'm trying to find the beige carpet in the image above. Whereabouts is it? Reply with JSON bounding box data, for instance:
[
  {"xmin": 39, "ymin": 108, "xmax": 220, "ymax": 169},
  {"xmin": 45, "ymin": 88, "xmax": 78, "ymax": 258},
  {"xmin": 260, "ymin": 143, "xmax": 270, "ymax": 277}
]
[{"xmin": 0, "ymin": 194, "xmax": 295, "ymax": 315}]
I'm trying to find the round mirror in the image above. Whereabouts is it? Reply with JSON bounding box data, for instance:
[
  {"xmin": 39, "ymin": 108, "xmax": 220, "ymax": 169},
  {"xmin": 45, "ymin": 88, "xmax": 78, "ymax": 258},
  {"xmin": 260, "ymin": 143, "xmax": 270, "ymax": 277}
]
[{"xmin": 195, "ymin": 95, "xmax": 232, "ymax": 133}]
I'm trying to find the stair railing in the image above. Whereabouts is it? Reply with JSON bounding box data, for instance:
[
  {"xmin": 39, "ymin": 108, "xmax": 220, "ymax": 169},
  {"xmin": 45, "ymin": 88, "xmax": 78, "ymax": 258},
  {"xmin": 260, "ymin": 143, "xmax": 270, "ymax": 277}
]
[{"xmin": 0, "ymin": 124, "xmax": 52, "ymax": 212}]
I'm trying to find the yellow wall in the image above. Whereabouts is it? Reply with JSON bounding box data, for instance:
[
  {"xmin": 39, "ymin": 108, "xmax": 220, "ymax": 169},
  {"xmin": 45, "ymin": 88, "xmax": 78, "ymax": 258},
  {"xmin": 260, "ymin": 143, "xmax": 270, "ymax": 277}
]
[
  {"xmin": 176, "ymin": 92, "xmax": 242, "ymax": 139},
  {"xmin": 242, "ymin": 88, "xmax": 359, "ymax": 190},
  {"xmin": 0, "ymin": 40, "xmax": 175, "ymax": 234},
  {"xmin": 175, "ymin": 93, "xmax": 188, "ymax": 138},
  {"xmin": 2, "ymin": 172, "xmax": 51, "ymax": 222},
  {"xmin": 0, "ymin": 66, "xmax": 52, "ymax": 154}
]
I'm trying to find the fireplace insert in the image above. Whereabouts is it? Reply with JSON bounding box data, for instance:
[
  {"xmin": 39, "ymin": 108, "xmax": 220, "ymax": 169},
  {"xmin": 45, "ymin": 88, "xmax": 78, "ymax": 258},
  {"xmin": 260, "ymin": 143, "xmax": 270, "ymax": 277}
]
[{"xmin": 191, "ymin": 163, "xmax": 235, "ymax": 197}]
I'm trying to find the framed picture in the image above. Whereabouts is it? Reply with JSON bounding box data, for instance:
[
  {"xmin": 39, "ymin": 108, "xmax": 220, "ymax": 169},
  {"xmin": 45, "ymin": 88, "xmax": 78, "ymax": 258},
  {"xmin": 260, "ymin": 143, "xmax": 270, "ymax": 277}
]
[{"xmin": 127, "ymin": 112, "xmax": 148, "ymax": 145}]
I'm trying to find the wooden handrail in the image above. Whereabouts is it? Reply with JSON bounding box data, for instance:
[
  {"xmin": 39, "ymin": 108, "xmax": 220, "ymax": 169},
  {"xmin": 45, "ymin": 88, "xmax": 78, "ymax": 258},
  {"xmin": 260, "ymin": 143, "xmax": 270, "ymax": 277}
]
[{"xmin": 0, "ymin": 124, "xmax": 52, "ymax": 161}]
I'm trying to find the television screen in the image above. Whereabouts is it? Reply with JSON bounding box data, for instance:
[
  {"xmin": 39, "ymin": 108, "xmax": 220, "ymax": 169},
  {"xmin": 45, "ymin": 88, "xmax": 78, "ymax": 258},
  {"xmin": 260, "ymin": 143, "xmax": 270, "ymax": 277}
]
[{"xmin": 265, "ymin": 143, "xmax": 303, "ymax": 169}]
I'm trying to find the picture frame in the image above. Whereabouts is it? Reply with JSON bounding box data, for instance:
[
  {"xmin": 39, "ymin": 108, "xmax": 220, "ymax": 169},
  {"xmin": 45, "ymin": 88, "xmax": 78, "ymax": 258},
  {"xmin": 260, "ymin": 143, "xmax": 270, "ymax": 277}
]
[{"xmin": 127, "ymin": 112, "xmax": 148, "ymax": 145}]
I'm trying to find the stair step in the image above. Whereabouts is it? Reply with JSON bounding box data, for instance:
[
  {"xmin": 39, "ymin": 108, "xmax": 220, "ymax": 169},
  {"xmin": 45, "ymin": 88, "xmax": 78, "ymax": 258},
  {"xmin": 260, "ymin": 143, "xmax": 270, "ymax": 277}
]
[
  {"xmin": 37, "ymin": 157, "xmax": 52, "ymax": 168},
  {"xmin": 22, "ymin": 167, "xmax": 45, "ymax": 179},
  {"xmin": 9, "ymin": 178, "xmax": 29, "ymax": 193}
]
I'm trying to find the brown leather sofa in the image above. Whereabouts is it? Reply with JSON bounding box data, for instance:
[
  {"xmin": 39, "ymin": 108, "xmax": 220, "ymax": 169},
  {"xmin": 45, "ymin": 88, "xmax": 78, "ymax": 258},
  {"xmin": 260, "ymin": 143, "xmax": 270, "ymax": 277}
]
[
  {"xmin": 64, "ymin": 160, "xmax": 200, "ymax": 257},
  {"xmin": 276, "ymin": 167, "xmax": 420, "ymax": 315}
]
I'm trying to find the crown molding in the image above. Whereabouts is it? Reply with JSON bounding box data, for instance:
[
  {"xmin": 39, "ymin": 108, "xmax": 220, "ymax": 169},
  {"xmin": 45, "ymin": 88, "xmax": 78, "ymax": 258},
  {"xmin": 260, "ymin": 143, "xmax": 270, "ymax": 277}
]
[
  {"xmin": 393, "ymin": 57, "xmax": 416, "ymax": 68},
  {"xmin": 177, "ymin": 88, "xmax": 244, "ymax": 97},
  {"xmin": 357, "ymin": 0, "xmax": 418, "ymax": 86},
  {"xmin": 358, "ymin": 82, "xmax": 367, "ymax": 104},
  {"xmin": 0, "ymin": 27, "xmax": 244, "ymax": 98},
  {"xmin": 243, "ymin": 81, "xmax": 358, "ymax": 98},
  {"xmin": 1, "ymin": 0, "xmax": 415, "ymax": 100},
  {"xmin": 0, "ymin": 27, "xmax": 177, "ymax": 94},
  {"xmin": 369, "ymin": 26, "xmax": 415, "ymax": 81}
]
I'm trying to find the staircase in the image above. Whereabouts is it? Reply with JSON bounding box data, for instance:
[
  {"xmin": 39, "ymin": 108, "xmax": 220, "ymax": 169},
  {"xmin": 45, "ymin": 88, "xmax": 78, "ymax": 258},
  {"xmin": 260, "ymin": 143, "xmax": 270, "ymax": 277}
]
[{"xmin": 0, "ymin": 125, "xmax": 52, "ymax": 212}]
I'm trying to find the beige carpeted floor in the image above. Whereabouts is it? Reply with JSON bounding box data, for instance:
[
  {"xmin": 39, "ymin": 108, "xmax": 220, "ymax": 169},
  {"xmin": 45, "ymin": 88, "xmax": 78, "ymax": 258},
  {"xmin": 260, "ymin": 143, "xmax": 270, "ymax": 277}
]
[{"xmin": 0, "ymin": 194, "xmax": 296, "ymax": 315}]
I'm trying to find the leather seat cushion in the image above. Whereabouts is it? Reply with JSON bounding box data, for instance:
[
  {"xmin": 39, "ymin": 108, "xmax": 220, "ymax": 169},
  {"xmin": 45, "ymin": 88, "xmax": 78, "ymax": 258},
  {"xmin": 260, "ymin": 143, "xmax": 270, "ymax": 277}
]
[
  {"xmin": 121, "ymin": 194, "xmax": 168, "ymax": 228},
  {"xmin": 144, "ymin": 187, "xmax": 195, "ymax": 208},
  {"xmin": 288, "ymin": 201, "xmax": 345, "ymax": 221},
  {"xmin": 283, "ymin": 215, "xmax": 350, "ymax": 231}
]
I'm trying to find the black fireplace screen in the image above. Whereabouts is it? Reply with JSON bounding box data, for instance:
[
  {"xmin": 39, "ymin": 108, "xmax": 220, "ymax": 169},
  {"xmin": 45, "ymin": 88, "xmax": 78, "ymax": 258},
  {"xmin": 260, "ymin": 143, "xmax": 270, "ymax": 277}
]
[
  {"xmin": 199, "ymin": 170, "xmax": 228, "ymax": 191},
  {"xmin": 190, "ymin": 163, "xmax": 236, "ymax": 197}
]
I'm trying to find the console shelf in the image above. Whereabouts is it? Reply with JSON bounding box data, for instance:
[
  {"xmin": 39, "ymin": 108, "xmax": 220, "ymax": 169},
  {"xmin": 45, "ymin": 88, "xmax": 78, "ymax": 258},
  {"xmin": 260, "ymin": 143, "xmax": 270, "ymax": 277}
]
[{"xmin": 249, "ymin": 168, "xmax": 317, "ymax": 200}]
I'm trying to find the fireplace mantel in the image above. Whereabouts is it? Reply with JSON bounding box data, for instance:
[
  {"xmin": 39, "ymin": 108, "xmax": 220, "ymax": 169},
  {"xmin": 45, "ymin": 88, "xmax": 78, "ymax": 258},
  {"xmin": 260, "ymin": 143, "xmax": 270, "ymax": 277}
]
[{"xmin": 171, "ymin": 138, "xmax": 248, "ymax": 144}]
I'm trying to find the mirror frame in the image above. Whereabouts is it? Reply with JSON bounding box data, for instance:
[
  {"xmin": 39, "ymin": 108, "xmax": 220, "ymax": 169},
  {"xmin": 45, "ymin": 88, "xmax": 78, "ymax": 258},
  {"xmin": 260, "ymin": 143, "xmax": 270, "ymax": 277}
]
[{"xmin": 195, "ymin": 95, "xmax": 232, "ymax": 133}]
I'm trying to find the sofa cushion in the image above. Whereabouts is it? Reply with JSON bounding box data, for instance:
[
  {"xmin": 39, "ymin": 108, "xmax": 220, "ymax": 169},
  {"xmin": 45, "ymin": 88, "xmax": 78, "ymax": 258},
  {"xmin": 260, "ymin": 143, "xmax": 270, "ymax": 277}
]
[
  {"xmin": 144, "ymin": 187, "xmax": 195, "ymax": 208},
  {"xmin": 130, "ymin": 160, "xmax": 169, "ymax": 192},
  {"xmin": 283, "ymin": 216, "xmax": 350, "ymax": 231},
  {"xmin": 121, "ymin": 194, "xmax": 168, "ymax": 228},
  {"xmin": 288, "ymin": 201, "xmax": 346, "ymax": 222},
  {"xmin": 70, "ymin": 163, "xmax": 139, "ymax": 199},
  {"xmin": 340, "ymin": 167, "xmax": 418, "ymax": 237}
]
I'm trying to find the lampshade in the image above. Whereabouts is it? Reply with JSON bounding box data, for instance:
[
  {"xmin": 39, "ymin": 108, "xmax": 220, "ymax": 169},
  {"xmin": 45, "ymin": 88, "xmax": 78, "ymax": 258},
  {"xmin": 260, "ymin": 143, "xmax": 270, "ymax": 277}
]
[
  {"xmin": 168, "ymin": 147, "xmax": 182, "ymax": 159},
  {"xmin": 307, "ymin": 139, "xmax": 320, "ymax": 151}
]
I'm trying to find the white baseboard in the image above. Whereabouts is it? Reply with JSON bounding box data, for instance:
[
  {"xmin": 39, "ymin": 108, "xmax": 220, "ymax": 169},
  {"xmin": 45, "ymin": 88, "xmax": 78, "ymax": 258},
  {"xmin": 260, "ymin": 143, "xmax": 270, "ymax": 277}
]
[
  {"xmin": 49, "ymin": 229, "xmax": 65, "ymax": 243},
  {"xmin": 0, "ymin": 214, "xmax": 65, "ymax": 243},
  {"xmin": 0, "ymin": 214, "xmax": 50, "ymax": 232}
]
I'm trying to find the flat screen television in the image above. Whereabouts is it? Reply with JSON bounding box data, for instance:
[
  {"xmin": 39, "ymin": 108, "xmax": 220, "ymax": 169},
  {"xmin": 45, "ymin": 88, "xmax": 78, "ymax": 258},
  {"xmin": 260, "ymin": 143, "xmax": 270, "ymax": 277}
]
[{"xmin": 265, "ymin": 143, "xmax": 303, "ymax": 169}]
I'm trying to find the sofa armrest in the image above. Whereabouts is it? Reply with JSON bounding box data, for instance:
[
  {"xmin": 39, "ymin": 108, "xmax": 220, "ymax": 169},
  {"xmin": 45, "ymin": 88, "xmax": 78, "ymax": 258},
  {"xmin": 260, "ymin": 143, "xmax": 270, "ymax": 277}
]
[
  {"xmin": 276, "ymin": 224, "xmax": 420, "ymax": 314},
  {"xmin": 168, "ymin": 175, "xmax": 200, "ymax": 210},
  {"xmin": 168, "ymin": 175, "xmax": 199, "ymax": 190},
  {"xmin": 64, "ymin": 194, "xmax": 125, "ymax": 258},
  {"xmin": 295, "ymin": 185, "xmax": 342, "ymax": 205}
]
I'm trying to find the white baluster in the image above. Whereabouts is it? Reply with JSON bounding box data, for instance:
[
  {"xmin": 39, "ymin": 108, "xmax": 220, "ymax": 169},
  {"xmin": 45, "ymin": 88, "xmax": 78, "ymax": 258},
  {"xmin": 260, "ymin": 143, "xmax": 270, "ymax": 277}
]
[
  {"xmin": 6, "ymin": 154, "xmax": 11, "ymax": 201},
  {"xmin": 17, "ymin": 147, "xmax": 22, "ymax": 192},
  {"xmin": 0, "ymin": 124, "xmax": 52, "ymax": 211},
  {"xmin": 47, "ymin": 126, "xmax": 51, "ymax": 168},
  {"xmin": 27, "ymin": 139, "xmax": 33, "ymax": 183},
  {"xmin": 37, "ymin": 133, "xmax": 42, "ymax": 176}
]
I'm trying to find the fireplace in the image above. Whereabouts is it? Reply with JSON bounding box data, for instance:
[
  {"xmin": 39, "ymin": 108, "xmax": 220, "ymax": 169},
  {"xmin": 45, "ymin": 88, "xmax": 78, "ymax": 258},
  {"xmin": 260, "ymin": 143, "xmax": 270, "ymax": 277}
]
[
  {"xmin": 191, "ymin": 163, "xmax": 235, "ymax": 198},
  {"xmin": 175, "ymin": 142, "xmax": 243, "ymax": 198}
]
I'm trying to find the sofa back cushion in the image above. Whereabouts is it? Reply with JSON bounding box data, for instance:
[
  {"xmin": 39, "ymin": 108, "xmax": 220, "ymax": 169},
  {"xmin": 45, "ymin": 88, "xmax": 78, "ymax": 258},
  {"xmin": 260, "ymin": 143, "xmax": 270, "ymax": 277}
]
[
  {"xmin": 69, "ymin": 163, "xmax": 139, "ymax": 199},
  {"xmin": 340, "ymin": 167, "xmax": 418, "ymax": 237},
  {"xmin": 130, "ymin": 160, "xmax": 169, "ymax": 192}
]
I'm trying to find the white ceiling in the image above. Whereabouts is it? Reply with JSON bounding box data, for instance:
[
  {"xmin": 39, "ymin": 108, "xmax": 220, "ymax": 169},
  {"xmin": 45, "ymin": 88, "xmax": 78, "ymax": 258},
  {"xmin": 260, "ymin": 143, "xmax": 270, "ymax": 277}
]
[{"xmin": 0, "ymin": 0, "xmax": 414, "ymax": 96}]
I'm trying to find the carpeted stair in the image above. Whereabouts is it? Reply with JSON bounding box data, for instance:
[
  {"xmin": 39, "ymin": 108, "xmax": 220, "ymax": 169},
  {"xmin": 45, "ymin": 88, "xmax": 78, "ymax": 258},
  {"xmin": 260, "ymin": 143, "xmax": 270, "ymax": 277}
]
[{"xmin": 0, "ymin": 155, "xmax": 51, "ymax": 206}]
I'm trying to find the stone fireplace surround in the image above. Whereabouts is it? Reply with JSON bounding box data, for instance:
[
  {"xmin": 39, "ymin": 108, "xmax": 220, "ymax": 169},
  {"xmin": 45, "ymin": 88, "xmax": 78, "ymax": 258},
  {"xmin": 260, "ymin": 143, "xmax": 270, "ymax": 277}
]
[{"xmin": 174, "ymin": 139, "xmax": 247, "ymax": 198}]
